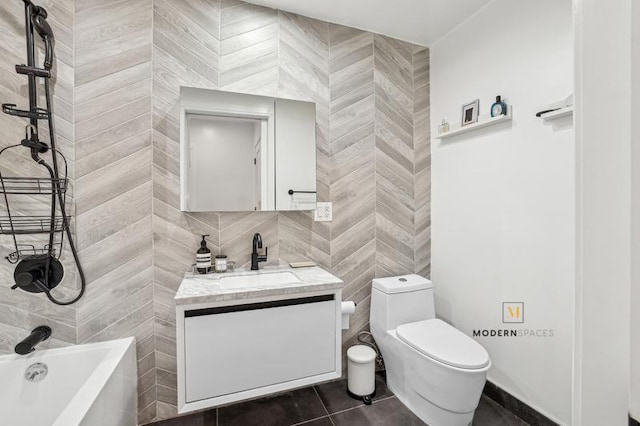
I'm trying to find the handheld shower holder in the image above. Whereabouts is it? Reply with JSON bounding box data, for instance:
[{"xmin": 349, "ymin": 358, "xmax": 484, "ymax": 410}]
[{"xmin": 0, "ymin": 0, "xmax": 85, "ymax": 306}]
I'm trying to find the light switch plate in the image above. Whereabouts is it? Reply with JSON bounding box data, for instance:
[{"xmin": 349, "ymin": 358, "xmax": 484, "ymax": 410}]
[{"xmin": 314, "ymin": 202, "xmax": 333, "ymax": 222}]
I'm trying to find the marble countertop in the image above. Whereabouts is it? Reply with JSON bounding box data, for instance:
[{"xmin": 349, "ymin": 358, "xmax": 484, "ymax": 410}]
[{"xmin": 174, "ymin": 265, "xmax": 344, "ymax": 306}]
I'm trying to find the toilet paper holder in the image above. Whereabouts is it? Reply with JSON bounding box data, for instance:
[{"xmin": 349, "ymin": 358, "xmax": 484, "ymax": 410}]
[{"xmin": 341, "ymin": 301, "xmax": 356, "ymax": 330}]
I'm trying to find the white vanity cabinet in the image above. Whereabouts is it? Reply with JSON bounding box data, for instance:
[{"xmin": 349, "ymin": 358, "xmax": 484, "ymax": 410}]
[{"xmin": 175, "ymin": 267, "xmax": 343, "ymax": 414}]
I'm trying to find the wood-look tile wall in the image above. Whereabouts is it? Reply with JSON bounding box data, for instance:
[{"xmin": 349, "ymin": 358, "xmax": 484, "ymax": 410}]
[
  {"xmin": 0, "ymin": 0, "xmax": 429, "ymax": 422},
  {"xmin": 0, "ymin": 0, "xmax": 77, "ymax": 353},
  {"xmin": 0, "ymin": 0, "xmax": 156, "ymax": 423},
  {"xmin": 74, "ymin": 0, "xmax": 156, "ymax": 421},
  {"xmin": 150, "ymin": 1, "xmax": 430, "ymax": 419}
]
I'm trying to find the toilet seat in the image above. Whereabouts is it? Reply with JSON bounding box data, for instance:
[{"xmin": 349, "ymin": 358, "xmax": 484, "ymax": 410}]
[{"xmin": 396, "ymin": 319, "xmax": 490, "ymax": 369}]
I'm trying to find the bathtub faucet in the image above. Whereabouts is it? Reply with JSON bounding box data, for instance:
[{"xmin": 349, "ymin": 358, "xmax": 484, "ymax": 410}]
[{"xmin": 15, "ymin": 326, "xmax": 52, "ymax": 355}]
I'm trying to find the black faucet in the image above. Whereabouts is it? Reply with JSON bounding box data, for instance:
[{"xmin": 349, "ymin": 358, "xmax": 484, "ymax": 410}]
[
  {"xmin": 251, "ymin": 233, "xmax": 268, "ymax": 270},
  {"xmin": 15, "ymin": 325, "xmax": 51, "ymax": 355}
]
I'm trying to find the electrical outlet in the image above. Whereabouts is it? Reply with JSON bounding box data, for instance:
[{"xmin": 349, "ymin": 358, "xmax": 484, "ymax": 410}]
[
  {"xmin": 324, "ymin": 202, "xmax": 332, "ymax": 221},
  {"xmin": 314, "ymin": 202, "xmax": 333, "ymax": 222}
]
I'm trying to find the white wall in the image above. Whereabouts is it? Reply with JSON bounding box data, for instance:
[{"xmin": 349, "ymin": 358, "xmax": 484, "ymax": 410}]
[
  {"xmin": 632, "ymin": 0, "xmax": 640, "ymax": 420},
  {"xmin": 430, "ymin": 1, "xmax": 574, "ymax": 424},
  {"xmin": 572, "ymin": 0, "xmax": 632, "ymax": 423}
]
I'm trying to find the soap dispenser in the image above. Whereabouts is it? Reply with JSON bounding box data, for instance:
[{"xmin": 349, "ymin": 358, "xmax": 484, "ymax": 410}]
[
  {"xmin": 490, "ymin": 95, "xmax": 507, "ymax": 117},
  {"xmin": 196, "ymin": 235, "xmax": 211, "ymax": 274}
]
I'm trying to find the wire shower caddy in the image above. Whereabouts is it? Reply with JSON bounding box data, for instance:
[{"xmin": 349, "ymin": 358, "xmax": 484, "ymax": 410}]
[{"xmin": 0, "ymin": 0, "xmax": 85, "ymax": 305}]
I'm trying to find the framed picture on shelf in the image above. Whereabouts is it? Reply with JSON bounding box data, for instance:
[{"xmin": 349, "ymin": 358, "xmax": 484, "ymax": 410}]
[{"xmin": 461, "ymin": 99, "xmax": 479, "ymax": 126}]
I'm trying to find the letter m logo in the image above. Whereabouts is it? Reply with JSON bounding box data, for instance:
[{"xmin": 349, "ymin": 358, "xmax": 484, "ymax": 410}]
[{"xmin": 502, "ymin": 302, "xmax": 524, "ymax": 323}]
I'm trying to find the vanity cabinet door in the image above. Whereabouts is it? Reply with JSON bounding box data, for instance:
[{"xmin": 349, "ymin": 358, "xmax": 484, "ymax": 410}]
[{"xmin": 184, "ymin": 297, "xmax": 336, "ymax": 403}]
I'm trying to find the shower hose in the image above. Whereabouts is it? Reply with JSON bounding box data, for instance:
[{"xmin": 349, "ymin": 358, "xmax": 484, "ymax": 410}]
[
  {"xmin": 4, "ymin": 0, "xmax": 87, "ymax": 305},
  {"xmin": 39, "ymin": 77, "xmax": 87, "ymax": 306}
]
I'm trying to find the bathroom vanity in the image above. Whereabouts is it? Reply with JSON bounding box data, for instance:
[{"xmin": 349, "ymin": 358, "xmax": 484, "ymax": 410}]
[{"xmin": 175, "ymin": 266, "xmax": 343, "ymax": 414}]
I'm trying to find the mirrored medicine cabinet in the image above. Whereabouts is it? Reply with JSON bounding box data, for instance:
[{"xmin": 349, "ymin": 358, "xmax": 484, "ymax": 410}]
[{"xmin": 180, "ymin": 87, "xmax": 317, "ymax": 212}]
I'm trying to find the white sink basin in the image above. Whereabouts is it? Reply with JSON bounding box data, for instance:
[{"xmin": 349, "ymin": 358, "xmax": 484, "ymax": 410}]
[{"xmin": 219, "ymin": 271, "xmax": 301, "ymax": 287}]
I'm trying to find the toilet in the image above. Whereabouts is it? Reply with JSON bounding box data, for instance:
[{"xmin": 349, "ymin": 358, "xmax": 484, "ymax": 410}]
[{"xmin": 370, "ymin": 274, "xmax": 491, "ymax": 426}]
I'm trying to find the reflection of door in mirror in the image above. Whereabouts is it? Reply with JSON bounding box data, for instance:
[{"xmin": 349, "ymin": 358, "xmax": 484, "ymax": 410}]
[
  {"xmin": 180, "ymin": 87, "xmax": 315, "ymax": 212},
  {"xmin": 187, "ymin": 114, "xmax": 264, "ymax": 211},
  {"xmin": 253, "ymin": 134, "xmax": 261, "ymax": 211}
]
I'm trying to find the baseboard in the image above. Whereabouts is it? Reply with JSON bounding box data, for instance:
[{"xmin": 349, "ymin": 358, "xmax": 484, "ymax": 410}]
[
  {"xmin": 482, "ymin": 381, "xmax": 559, "ymax": 426},
  {"xmin": 630, "ymin": 415, "xmax": 640, "ymax": 426}
]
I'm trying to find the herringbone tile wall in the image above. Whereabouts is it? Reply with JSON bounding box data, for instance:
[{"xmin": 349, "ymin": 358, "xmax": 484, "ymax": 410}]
[
  {"xmin": 152, "ymin": 0, "xmax": 220, "ymax": 418},
  {"xmin": 0, "ymin": 0, "xmax": 429, "ymax": 423},
  {"xmin": 74, "ymin": 0, "xmax": 156, "ymax": 421},
  {"xmin": 0, "ymin": 0, "xmax": 77, "ymax": 353},
  {"xmin": 413, "ymin": 48, "xmax": 431, "ymax": 277},
  {"xmin": 328, "ymin": 24, "xmax": 377, "ymax": 358},
  {"xmin": 0, "ymin": 0, "xmax": 157, "ymax": 424}
]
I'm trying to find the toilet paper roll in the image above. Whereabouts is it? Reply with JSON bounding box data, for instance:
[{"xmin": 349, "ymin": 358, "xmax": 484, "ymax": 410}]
[
  {"xmin": 341, "ymin": 301, "xmax": 356, "ymax": 315},
  {"xmin": 341, "ymin": 301, "xmax": 356, "ymax": 330}
]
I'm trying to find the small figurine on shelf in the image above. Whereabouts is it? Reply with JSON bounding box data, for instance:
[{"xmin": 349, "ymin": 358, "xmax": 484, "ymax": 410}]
[
  {"xmin": 438, "ymin": 119, "xmax": 450, "ymax": 134},
  {"xmin": 490, "ymin": 95, "xmax": 508, "ymax": 117}
]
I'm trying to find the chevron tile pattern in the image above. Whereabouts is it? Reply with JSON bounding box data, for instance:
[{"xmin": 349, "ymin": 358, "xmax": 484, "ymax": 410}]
[
  {"xmin": 0, "ymin": 0, "xmax": 79, "ymax": 354},
  {"xmin": 152, "ymin": 0, "xmax": 221, "ymax": 419},
  {"xmin": 374, "ymin": 35, "xmax": 415, "ymax": 278},
  {"xmin": 74, "ymin": 0, "xmax": 155, "ymax": 423},
  {"xmin": 413, "ymin": 48, "xmax": 431, "ymax": 278},
  {"xmin": 277, "ymin": 12, "xmax": 331, "ymax": 269},
  {"xmin": 220, "ymin": 0, "xmax": 278, "ymax": 96},
  {"xmin": 150, "ymin": 5, "xmax": 430, "ymax": 418},
  {"xmin": 328, "ymin": 24, "xmax": 376, "ymax": 349},
  {"xmin": 215, "ymin": 0, "xmax": 281, "ymax": 285}
]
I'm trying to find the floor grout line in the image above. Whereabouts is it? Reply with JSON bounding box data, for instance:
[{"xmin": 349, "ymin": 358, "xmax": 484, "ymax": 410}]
[
  {"xmin": 323, "ymin": 403, "xmax": 365, "ymax": 417},
  {"xmin": 313, "ymin": 386, "xmax": 331, "ymax": 417},
  {"xmin": 372, "ymin": 395, "xmax": 396, "ymax": 404},
  {"xmin": 324, "ymin": 394, "xmax": 397, "ymax": 419}
]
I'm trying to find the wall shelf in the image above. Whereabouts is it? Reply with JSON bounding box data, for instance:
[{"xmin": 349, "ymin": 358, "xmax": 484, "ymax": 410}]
[
  {"xmin": 435, "ymin": 106, "xmax": 512, "ymax": 140},
  {"xmin": 538, "ymin": 106, "xmax": 573, "ymax": 121}
]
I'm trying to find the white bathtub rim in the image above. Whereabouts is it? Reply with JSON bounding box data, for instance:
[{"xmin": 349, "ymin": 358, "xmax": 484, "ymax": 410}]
[
  {"xmin": 0, "ymin": 337, "xmax": 135, "ymax": 365},
  {"xmin": 0, "ymin": 337, "xmax": 137, "ymax": 426},
  {"xmin": 52, "ymin": 337, "xmax": 136, "ymax": 426},
  {"xmin": 0, "ymin": 337, "xmax": 136, "ymax": 426}
]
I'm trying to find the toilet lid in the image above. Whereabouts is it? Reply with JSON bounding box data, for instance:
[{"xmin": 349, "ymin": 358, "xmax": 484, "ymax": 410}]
[{"xmin": 396, "ymin": 319, "xmax": 490, "ymax": 369}]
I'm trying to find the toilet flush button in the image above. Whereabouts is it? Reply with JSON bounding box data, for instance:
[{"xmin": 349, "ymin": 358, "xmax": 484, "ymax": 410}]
[{"xmin": 372, "ymin": 274, "xmax": 432, "ymax": 294}]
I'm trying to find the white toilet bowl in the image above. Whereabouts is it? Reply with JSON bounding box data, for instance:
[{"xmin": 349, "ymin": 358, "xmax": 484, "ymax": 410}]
[{"xmin": 370, "ymin": 275, "xmax": 491, "ymax": 426}]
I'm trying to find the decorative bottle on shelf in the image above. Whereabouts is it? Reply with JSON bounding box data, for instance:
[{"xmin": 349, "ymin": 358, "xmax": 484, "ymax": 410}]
[
  {"xmin": 438, "ymin": 119, "xmax": 450, "ymax": 134},
  {"xmin": 490, "ymin": 95, "xmax": 507, "ymax": 117},
  {"xmin": 196, "ymin": 235, "xmax": 211, "ymax": 274}
]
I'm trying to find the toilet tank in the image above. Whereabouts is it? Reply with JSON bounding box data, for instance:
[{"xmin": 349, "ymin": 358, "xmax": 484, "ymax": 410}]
[{"xmin": 370, "ymin": 275, "xmax": 435, "ymax": 332}]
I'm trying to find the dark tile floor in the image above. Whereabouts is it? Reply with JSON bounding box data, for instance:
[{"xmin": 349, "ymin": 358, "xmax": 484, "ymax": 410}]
[{"xmin": 147, "ymin": 373, "xmax": 528, "ymax": 426}]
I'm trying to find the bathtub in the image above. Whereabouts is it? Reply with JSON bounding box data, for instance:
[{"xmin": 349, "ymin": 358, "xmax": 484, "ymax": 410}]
[{"xmin": 0, "ymin": 337, "xmax": 137, "ymax": 426}]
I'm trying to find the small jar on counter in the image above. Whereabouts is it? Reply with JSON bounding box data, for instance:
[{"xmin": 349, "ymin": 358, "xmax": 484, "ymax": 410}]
[{"xmin": 214, "ymin": 255, "xmax": 228, "ymax": 272}]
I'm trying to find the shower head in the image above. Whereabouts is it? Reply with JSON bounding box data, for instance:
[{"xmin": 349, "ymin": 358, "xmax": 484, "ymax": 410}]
[
  {"xmin": 33, "ymin": 6, "xmax": 47, "ymax": 19},
  {"xmin": 21, "ymin": 0, "xmax": 47, "ymax": 17},
  {"xmin": 31, "ymin": 12, "xmax": 54, "ymax": 69}
]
